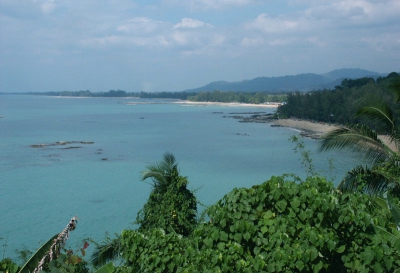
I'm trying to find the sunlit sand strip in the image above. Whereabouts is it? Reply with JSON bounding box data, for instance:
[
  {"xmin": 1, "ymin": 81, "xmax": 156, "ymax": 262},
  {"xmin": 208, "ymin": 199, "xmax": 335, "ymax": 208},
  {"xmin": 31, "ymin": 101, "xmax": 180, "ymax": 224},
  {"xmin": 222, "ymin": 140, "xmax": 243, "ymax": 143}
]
[
  {"xmin": 273, "ymin": 118, "xmax": 338, "ymax": 135},
  {"xmin": 174, "ymin": 100, "xmax": 281, "ymax": 108}
]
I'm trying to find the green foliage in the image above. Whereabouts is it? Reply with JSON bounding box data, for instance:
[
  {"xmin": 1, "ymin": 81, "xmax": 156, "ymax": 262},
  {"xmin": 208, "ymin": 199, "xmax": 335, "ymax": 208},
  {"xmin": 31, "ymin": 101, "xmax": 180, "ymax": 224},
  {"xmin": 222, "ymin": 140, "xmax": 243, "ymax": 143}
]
[
  {"xmin": 18, "ymin": 234, "xmax": 58, "ymax": 273},
  {"xmin": 0, "ymin": 258, "xmax": 19, "ymax": 273},
  {"xmin": 118, "ymin": 175, "xmax": 400, "ymax": 272},
  {"xmin": 136, "ymin": 153, "xmax": 197, "ymax": 237},
  {"xmin": 90, "ymin": 235, "xmax": 121, "ymax": 268},
  {"xmin": 93, "ymin": 262, "xmax": 115, "ymax": 273},
  {"xmin": 91, "ymin": 153, "xmax": 198, "ymax": 268},
  {"xmin": 277, "ymin": 73, "xmax": 400, "ymax": 127},
  {"xmin": 318, "ymin": 74, "xmax": 400, "ymax": 199},
  {"xmin": 290, "ymin": 135, "xmax": 315, "ymax": 176},
  {"xmin": 187, "ymin": 90, "xmax": 287, "ymax": 104},
  {"xmin": 44, "ymin": 252, "xmax": 89, "ymax": 273}
]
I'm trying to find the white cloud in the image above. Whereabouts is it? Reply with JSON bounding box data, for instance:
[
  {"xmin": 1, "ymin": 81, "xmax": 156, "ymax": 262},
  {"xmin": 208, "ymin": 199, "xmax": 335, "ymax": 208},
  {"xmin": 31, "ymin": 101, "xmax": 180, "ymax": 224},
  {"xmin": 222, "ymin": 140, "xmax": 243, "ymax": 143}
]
[
  {"xmin": 117, "ymin": 17, "xmax": 163, "ymax": 33},
  {"xmin": 240, "ymin": 37, "xmax": 264, "ymax": 46},
  {"xmin": 249, "ymin": 13, "xmax": 306, "ymax": 33},
  {"xmin": 1, "ymin": 0, "xmax": 399, "ymax": 93},
  {"xmin": 268, "ymin": 38, "xmax": 296, "ymax": 46},
  {"xmin": 303, "ymin": 0, "xmax": 400, "ymax": 25},
  {"xmin": 166, "ymin": 0, "xmax": 258, "ymax": 10},
  {"xmin": 80, "ymin": 35, "xmax": 171, "ymax": 48},
  {"xmin": 41, "ymin": 1, "xmax": 56, "ymax": 14},
  {"xmin": 174, "ymin": 18, "xmax": 212, "ymax": 29}
]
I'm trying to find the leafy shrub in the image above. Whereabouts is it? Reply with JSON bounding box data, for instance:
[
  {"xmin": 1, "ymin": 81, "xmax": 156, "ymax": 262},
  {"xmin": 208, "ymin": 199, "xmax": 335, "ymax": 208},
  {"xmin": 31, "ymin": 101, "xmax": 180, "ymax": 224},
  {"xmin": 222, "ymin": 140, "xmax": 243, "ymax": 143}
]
[{"xmin": 118, "ymin": 175, "xmax": 400, "ymax": 272}]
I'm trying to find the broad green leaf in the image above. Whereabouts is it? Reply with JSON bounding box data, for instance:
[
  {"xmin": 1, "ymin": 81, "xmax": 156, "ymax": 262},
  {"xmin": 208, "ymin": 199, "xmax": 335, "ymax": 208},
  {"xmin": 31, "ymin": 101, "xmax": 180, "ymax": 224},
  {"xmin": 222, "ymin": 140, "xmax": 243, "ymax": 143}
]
[
  {"xmin": 361, "ymin": 248, "xmax": 374, "ymax": 264},
  {"xmin": 276, "ymin": 200, "xmax": 287, "ymax": 213},
  {"xmin": 94, "ymin": 262, "xmax": 115, "ymax": 273},
  {"xmin": 220, "ymin": 218, "xmax": 226, "ymax": 228},
  {"xmin": 336, "ymin": 245, "xmax": 346, "ymax": 253},
  {"xmin": 388, "ymin": 194, "xmax": 400, "ymax": 229},
  {"xmin": 373, "ymin": 225, "xmax": 400, "ymax": 251},
  {"xmin": 373, "ymin": 196, "xmax": 388, "ymax": 210},
  {"xmin": 19, "ymin": 234, "xmax": 58, "ymax": 273},
  {"xmin": 220, "ymin": 231, "xmax": 228, "ymax": 241},
  {"xmin": 290, "ymin": 197, "xmax": 301, "ymax": 211},
  {"xmin": 310, "ymin": 248, "xmax": 318, "ymax": 261}
]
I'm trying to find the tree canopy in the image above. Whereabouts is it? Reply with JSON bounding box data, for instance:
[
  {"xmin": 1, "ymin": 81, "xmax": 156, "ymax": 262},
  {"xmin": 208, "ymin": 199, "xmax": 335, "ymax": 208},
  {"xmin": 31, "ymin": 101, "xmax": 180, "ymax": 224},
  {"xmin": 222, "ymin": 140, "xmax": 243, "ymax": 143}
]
[
  {"xmin": 116, "ymin": 175, "xmax": 400, "ymax": 272},
  {"xmin": 277, "ymin": 73, "xmax": 400, "ymax": 128}
]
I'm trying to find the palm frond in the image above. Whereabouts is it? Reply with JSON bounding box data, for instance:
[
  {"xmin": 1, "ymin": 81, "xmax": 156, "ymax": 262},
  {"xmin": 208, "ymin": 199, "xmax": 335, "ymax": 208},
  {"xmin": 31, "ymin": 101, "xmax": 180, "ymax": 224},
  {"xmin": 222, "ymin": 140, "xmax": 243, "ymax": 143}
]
[
  {"xmin": 160, "ymin": 152, "xmax": 177, "ymax": 171},
  {"xmin": 141, "ymin": 152, "xmax": 179, "ymax": 193},
  {"xmin": 319, "ymin": 124, "xmax": 389, "ymax": 164},
  {"xmin": 356, "ymin": 104, "xmax": 395, "ymax": 131},
  {"xmin": 338, "ymin": 165, "xmax": 391, "ymax": 195},
  {"xmin": 141, "ymin": 165, "xmax": 165, "ymax": 183},
  {"xmin": 90, "ymin": 237, "xmax": 121, "ymax": 268}
]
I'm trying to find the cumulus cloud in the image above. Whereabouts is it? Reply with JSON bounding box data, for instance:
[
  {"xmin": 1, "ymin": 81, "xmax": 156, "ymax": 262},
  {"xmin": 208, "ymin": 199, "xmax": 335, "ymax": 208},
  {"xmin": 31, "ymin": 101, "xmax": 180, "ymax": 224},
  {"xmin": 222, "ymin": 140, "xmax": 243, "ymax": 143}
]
[
  {"xmin": 117, "ymin": 17, "xmax": 163, "ymax": 33},
  {"xmin": 40, "ymin": 1, "xmax": 56, "ymax": 14},
  {"xmin": 174, "ymin": 18, "xmax": 213, "ymax": 29},
  {"xmin": 166, "ymin": 0, "xmax": 258, "ymax": 10},
  {"xmin": 249, "ymin": 14, "xmax": 305, "ymax": 33},
  {"xmin": 1, "ymin": 0, "xmax": 399, "ymax": 93},
  {"xmin": 80, "ymin": 35, "xmax": 171, "ymax": 48},
  {"xmin": 240, "ymin": 37, "xmax": 264, "ymax": 47},
  {"xmin": 302, "ymin": 0, "xmax": 400, "ymax": 25}
]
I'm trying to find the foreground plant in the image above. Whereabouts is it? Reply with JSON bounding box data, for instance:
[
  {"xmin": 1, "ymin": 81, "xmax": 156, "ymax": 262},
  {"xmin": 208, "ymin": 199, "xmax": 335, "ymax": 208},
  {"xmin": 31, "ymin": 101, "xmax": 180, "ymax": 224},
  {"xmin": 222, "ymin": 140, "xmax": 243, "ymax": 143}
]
[
  {"xmin": 319, "ymin": 77, "xmax": 400, "ymax": 197},
  {"xmin": 117, "ymin": 175, "xmax": 400, "ymax": 272},
  {"xmin": 91, "ymin": 153, "xmax": 198, "ymax": 267},
  {"xmin": 19, "ymin": 216, "xmax": 79, "ymax": 273}
]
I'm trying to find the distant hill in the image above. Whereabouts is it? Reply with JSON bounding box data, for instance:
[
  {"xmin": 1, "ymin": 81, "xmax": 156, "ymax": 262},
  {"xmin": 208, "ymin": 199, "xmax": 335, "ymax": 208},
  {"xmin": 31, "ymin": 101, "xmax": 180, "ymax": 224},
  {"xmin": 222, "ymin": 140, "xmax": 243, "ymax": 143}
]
[{"xmin": 183, "ymin": 68, "xmax": 387, "ymax": 93}]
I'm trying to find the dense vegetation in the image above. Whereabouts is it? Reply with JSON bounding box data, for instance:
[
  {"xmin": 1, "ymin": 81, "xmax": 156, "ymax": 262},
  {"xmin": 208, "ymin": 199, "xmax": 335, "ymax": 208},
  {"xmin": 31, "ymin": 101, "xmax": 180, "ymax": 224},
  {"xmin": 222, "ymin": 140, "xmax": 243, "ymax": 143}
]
[
  {"xmin": 277, "ymin": 72, "xmax": 400, "ymax": 128},
  {"xmin": 114, "ymin": 175, "xmax": 400, "ymax": 272},
  {"xmin": 186, "ymin": 91, "xmax": 286, "ymax": 104},
  {"xmin": 24, "ymin": 90, "xmax": 285, "ymax": 103}
]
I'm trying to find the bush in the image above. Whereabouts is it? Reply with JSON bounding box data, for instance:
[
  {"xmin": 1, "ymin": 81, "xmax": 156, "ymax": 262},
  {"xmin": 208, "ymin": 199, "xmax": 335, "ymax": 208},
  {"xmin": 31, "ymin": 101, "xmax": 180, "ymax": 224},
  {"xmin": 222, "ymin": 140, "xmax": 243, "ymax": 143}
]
[{"xmin": 118, "ymin": 175, "xmax": 400, "ymax": 272}]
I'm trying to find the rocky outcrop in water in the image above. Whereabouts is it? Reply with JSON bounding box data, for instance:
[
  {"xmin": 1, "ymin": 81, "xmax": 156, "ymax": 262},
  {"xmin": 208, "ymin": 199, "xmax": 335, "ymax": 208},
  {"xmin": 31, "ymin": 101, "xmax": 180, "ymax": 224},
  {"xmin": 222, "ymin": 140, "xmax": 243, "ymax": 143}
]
[
  {"xmin": 223, "ymin": 112, "xmax": 276, "ymax": 123},
  {"xmin": 31, "ymin": 141, "xmax": 94, "ymax": 148}
]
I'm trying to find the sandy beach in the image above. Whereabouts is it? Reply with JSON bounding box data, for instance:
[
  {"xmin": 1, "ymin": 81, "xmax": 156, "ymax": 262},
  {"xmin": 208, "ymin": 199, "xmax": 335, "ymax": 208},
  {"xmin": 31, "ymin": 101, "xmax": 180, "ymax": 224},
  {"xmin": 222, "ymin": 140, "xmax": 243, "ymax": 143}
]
[
  {"xmin": 273, "ymin": 118, "xmax": 398, "ymax": 151},
  {"xmin": 174, "ymin": 100, "xmax": 281, "ymax": 108},
  {"xmin": 175, "ymin": 101, "xmax": 398, "ymax": 151},
  {"xmin": 273, "ymin": 118, "xmax": 339, "ymax": 135}
]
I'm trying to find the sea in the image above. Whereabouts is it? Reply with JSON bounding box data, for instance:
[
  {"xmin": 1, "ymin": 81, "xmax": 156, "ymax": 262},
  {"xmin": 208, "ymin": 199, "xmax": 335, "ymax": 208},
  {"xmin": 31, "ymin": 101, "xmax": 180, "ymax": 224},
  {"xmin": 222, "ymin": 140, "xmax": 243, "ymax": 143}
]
[{"xmin": 0, "ymin": 95, "xmax": 359, "ymax": 260}]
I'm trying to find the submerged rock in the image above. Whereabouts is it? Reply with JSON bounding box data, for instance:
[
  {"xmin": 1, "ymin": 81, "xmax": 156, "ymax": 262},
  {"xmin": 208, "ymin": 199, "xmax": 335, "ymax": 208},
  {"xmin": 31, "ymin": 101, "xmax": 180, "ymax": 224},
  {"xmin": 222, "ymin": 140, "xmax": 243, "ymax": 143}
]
[{"xmin": 31, "ymin": 141, "xmax": 94, "ymax": 148}]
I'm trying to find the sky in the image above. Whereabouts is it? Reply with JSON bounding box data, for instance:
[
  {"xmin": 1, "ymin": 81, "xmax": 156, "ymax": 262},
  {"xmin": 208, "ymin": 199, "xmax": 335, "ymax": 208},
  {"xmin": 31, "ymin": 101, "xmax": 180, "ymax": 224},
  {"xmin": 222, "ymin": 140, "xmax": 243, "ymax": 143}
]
[{"xmin": 0, "ymin": 0, "xmax": 399, "ymax": 93}]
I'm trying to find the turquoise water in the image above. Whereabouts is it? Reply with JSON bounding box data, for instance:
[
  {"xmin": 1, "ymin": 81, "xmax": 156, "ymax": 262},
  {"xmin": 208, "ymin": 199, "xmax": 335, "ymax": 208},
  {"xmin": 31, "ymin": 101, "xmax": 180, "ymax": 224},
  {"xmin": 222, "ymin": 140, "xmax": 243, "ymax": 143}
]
[{"xmin": 0, "ymin": 95, "xmax": 358, "ymax": 259}]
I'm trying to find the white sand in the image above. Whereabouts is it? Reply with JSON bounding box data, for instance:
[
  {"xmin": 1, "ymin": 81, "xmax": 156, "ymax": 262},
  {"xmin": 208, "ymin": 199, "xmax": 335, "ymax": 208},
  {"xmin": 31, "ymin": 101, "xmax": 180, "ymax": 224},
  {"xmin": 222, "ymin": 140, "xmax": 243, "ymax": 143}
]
[
  {"xmin": 273, "ymin": 118, "xmax": 339, "ymax": 134},
  {"xmin": 273, "ymin": 118, "xmax": 398, "ymax": 151},
  {"xmin": 174, "ymin": 101, "xmax": 281, "ymax": 108}
]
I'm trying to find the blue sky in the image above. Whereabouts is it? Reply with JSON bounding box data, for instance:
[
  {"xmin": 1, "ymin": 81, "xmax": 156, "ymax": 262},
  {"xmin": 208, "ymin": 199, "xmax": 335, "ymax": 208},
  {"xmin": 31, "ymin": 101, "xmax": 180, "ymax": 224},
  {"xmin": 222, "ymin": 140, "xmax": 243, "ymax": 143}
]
[{"xmin": 1, "ymin": 0, "xmax": 399, "ymax": 92}]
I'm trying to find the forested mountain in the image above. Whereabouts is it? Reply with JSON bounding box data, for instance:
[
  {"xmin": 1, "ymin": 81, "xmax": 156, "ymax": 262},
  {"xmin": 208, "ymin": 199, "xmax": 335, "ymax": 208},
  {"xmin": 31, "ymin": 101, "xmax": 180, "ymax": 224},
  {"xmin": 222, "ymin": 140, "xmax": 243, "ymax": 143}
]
[
  {"xmin": 277, "ymin": 72, "xmax": 400, "ymax": 131},
  {"xmin": 183, "ymin": 68, "xmax": 386, "ymax": 93}
]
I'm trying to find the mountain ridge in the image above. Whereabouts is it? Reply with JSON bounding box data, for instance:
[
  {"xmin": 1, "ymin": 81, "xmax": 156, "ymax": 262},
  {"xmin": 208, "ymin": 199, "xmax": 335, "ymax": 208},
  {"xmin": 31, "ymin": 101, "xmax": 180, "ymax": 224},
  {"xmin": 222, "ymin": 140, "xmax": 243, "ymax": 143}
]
[{"xmin": 182, "ymin": 68, "xmax": 388, "ymax": 93}]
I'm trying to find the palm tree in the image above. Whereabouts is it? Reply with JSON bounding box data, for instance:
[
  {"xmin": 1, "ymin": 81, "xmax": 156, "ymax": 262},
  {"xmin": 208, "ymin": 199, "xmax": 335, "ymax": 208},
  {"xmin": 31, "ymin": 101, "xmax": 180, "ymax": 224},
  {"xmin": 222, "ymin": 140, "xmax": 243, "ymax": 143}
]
[
  {"xmin": 141, "ymin": 152, "xmax": 179, "ymax": 194},
  {"xmin": 319, "ymin": 79, "xmax": 400, "ymax": 197},
  {"xmin": 137, "ymin": 152, "xmax": 197, "ymax": 235},
  {"xmin": 91, "ymin": 153, "xmax": 198, "ymax": 267}
]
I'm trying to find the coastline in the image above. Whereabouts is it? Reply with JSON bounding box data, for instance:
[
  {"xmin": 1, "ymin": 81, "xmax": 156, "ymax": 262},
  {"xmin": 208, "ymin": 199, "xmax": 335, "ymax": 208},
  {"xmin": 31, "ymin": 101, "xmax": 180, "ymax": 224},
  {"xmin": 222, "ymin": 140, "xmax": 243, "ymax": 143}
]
[
  {"xmin": 273, "ymin": 118, "xmax": 339, "ymax": 135},
  {"xmin": 174, "ymin": 100, "xmax": 281, "ymax": 108},
  {"xmin": 273, "ymin": 118, "xmax": 398, "ymax": 151}
]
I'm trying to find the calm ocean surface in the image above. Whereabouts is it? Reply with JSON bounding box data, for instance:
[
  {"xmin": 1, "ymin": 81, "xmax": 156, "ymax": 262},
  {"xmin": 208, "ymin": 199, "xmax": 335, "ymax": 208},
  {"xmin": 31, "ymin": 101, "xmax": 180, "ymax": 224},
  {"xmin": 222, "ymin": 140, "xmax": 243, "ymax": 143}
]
[{"xmin": 0, "ymin": 95, "xmax": 358, "ymax": 259}]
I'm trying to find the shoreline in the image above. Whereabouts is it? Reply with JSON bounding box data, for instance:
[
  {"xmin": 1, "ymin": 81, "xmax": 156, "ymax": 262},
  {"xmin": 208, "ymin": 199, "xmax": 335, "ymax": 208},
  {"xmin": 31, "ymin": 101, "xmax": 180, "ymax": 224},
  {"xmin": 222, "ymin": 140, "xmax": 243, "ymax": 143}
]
[
  {"xmin": 273, "ymin": 118, "xmax": 339, "ymax": 135},
  {"xmin": 273, "ymin": 118, "xmax": 398, "ymax": 151},
  {"xmin": 174, "ymin": 100, "xmax": 281, "ymax": 108}
]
